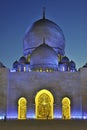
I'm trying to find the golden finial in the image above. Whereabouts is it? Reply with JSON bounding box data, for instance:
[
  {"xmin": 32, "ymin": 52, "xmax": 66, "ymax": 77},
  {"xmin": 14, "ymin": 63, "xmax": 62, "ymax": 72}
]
[
  {"xmin": 43, "ymin": 37, "xmax": 45, "ymax": 44},
  {"xmin": 43, "ymin": 7, "xmax": 46, "ymax": 19}
]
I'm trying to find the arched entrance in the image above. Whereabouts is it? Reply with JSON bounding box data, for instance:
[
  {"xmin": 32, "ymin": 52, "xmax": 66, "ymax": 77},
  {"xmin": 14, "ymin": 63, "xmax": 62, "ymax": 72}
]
[
  {"xmin": 35, "ymin": 89, "xmax": 54, "ymax": 119},
  {"xmin": 18, "ymin": 97, "xmax": 27, "ymax": 119},
  {"xmin": 62, "ymin": 97, "xmax": 71, "ymax": 119}
]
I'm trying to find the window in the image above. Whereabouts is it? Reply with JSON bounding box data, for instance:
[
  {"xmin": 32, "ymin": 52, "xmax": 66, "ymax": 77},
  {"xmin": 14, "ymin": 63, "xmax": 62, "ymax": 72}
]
[
  {"xmin": 62, "ymin": 97, "xmax": 71, "ymax": 119},
  {"xmin": 18, "ymin": 97, "xmax": 27, "ymax": 119}
]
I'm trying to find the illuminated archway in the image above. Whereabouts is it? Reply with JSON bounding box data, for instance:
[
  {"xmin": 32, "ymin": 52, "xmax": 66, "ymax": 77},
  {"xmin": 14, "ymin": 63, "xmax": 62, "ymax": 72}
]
[
  {"xmin": 35, "ymin": 89, "xmax": 54, "ymax": 119},
  {"xmin": 18, "ymin": 97, "xmax": 27, "ymax": 119},
  {"xmin": 62, "ymin": 97, "xmax": 71, "ymax": 119}
]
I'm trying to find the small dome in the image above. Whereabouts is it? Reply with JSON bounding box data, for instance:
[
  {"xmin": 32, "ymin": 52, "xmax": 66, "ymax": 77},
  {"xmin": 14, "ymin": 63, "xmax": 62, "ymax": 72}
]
[
  {"xmin": 69, "ymin": 60, "xmax": 76, "ymax": 68},
  {"xmin": 61, "ymin": 56, "xmax": 69, "ymax": 64},
  {"xmin": 82, "ymin": 63, "xmax": 87, "ymax": 68},
  {"xmin": 13, "ymin": 60, "xmax": 19, "ymax": 68},
  {"xmin": 69, "ymin": 60, "xmax": 77, "ymax": 72},
  {"xmin": 19, "ymin": 56, "xmax": 26, "ymax": 64},
  {"xmin": 0, "ymin": 62, "xmax": 5, "ymax": 68},
  {"xmin": 23, "ymin": 18, "xmax": 65, "ymax": 56},
  {"xmin": 30, "ymin": 44, "xmax": 58, "ymax": 70}
]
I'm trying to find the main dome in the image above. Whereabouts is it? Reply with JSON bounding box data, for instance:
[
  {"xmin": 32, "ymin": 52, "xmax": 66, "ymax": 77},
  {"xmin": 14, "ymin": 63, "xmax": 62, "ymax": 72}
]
[{"xmin": 23, "ymin": 18, "xmax": 65, "ymax": 56}]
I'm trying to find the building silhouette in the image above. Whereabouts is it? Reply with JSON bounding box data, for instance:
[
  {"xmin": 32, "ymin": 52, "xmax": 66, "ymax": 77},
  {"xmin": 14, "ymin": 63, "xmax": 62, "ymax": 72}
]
[{"xmin": 0, "ymin": 10, "xmax": 87, "ymax": 120}]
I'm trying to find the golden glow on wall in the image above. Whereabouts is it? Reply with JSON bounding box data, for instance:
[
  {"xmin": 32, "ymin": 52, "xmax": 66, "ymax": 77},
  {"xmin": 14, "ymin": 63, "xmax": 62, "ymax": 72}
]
[
  {"xmin": 18, "ymin": 97, "xmax": 27, "ymax": 119},
  {"xmin": 35, "ymin": 89, "xmax": 54, "ymax": 119},
  {"xmin": 46, "ymin": 68, "xmax": 49, "ymax": 72},
  {"xmin": 49, "ymin": 68, "xmax": 53, "ymax": 72},
  {"xmin": 40, "ymin": 68, "xmax": 42, "ymax": 72},
  {"xmin": 62, "ymin": 97, "xmax": 71, "ymax": 119},
  {"xmin": 27, "ymin": 54, "xmax": 30, "ymax": 63}
]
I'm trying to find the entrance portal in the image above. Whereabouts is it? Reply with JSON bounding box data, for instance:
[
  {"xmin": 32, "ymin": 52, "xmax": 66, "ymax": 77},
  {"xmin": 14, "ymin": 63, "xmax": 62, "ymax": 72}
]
[{"xmin": 35, "ymin": 89, "xmax": 54, "ymax": 119}]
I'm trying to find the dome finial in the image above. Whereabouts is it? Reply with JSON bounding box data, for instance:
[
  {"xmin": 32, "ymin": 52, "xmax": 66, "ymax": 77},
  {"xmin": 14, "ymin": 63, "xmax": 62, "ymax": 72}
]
[
  {"xmin": 43, "ymin": 37, "xmax": 46, "ymax": 44},
  {"xmin": 43, "ymin": 7, "xmax": 46, "ymax": 19}
]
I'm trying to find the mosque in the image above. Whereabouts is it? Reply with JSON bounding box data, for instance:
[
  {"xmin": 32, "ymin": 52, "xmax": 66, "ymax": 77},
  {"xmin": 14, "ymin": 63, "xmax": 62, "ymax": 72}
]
[{"xmin": 0, "ymin": 10, "xmax": 87, "ymax": 120}]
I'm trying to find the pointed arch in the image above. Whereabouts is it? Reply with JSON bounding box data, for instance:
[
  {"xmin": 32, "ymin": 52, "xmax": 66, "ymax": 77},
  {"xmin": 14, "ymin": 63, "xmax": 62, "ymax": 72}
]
[
  {"xmin": 62, "ymin": 97, "xmax": 71, "ymax": 119},
  {"xmin": 35, "ymin": 89, "xmax": 54, "ymax": 119},
  {"xmin": 18, "ymin": 97, "xmax": 27, "ymax": 119}
]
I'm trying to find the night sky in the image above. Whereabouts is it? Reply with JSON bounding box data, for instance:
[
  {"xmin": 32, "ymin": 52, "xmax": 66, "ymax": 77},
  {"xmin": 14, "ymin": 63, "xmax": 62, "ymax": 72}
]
[{"xmin": 0, "ymin": 0, "xmax": 87, "ymax": 69}]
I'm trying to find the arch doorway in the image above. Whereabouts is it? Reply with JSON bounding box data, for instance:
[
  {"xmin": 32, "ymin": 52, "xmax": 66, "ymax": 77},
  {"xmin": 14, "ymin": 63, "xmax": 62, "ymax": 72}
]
[
  {"xmin": 62, "ymin": 97, "xmax": 71, "ymax": 119},
  {"xmin": 18, "ymin": 97, "xmax": 27, "ymax": 119},
  {"xmin": 35, "ymin": 89, "xmax": 54, "ymax": 119}
]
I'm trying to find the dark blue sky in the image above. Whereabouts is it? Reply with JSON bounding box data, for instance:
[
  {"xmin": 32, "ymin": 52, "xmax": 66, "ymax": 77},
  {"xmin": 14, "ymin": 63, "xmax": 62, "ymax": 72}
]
[{"xmin": 0, "ymin": 0, "xmax": 87, "ymax": 69}]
